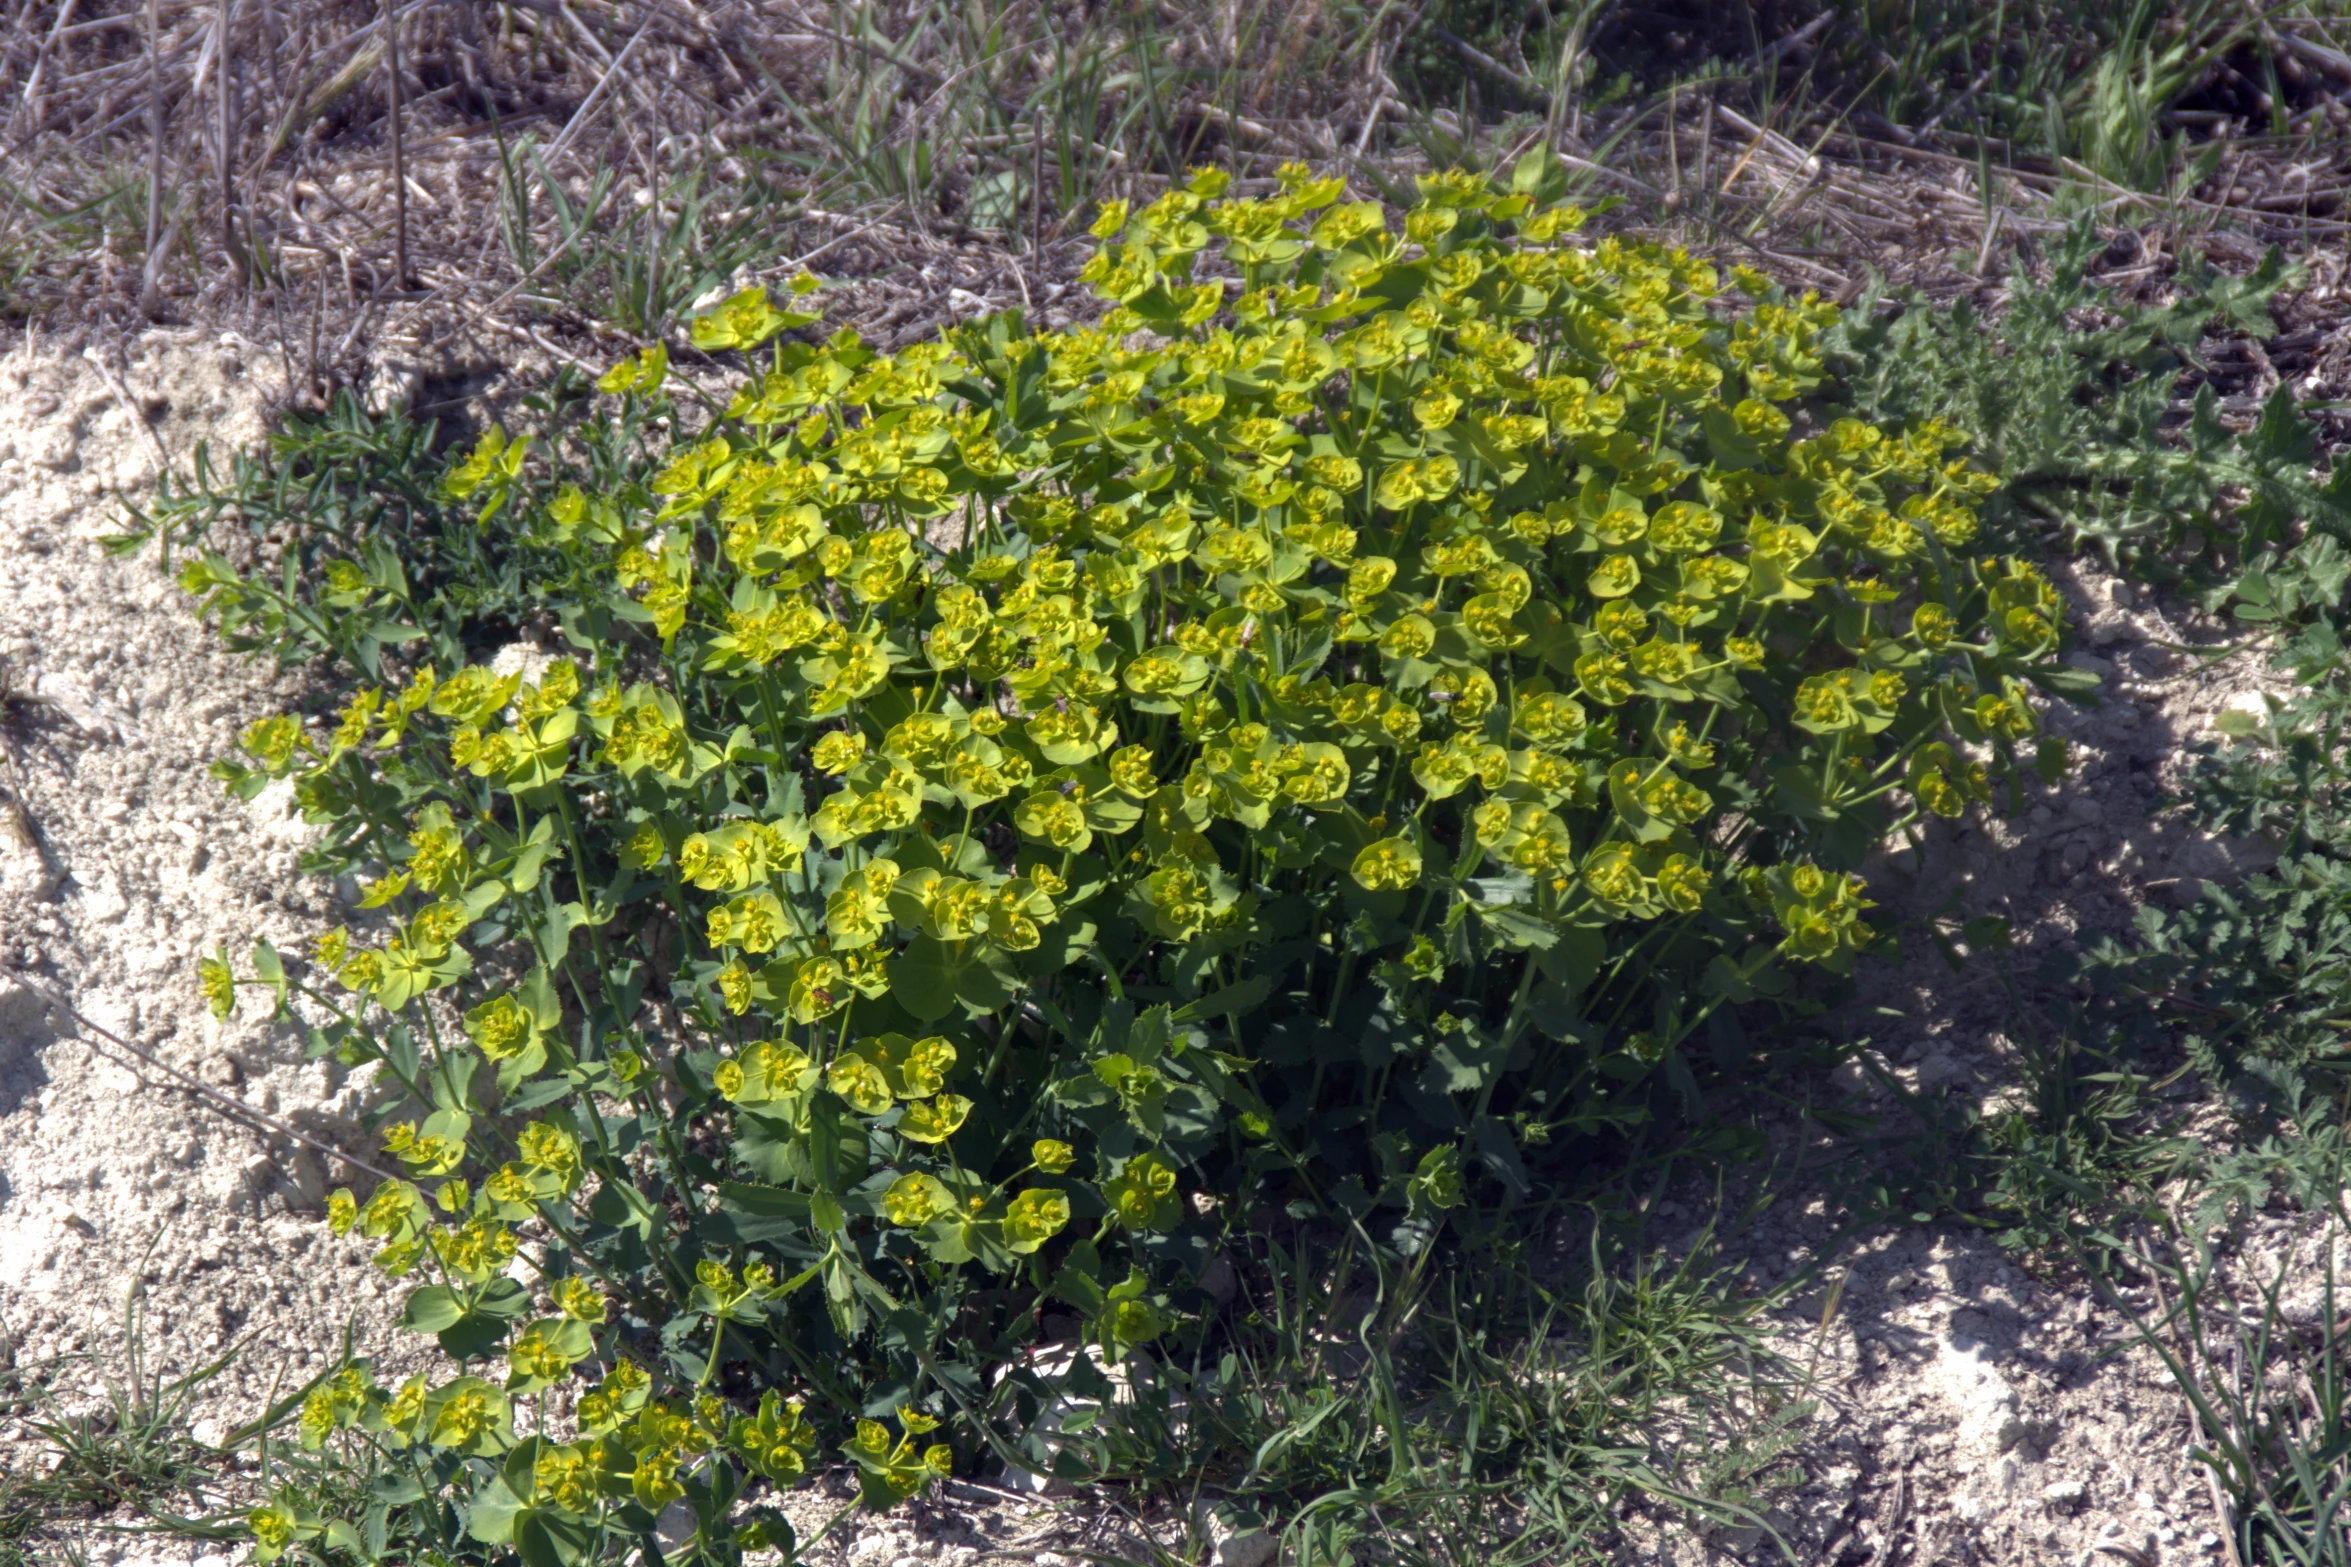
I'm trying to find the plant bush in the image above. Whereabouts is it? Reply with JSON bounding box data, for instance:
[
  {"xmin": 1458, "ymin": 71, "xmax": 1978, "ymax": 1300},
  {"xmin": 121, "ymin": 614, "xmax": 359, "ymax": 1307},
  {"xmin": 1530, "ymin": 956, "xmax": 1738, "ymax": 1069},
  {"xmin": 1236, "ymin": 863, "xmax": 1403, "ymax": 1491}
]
[{"xmin": 192, "ymin": 157, "xmax": 2081, "ymax": 1563}]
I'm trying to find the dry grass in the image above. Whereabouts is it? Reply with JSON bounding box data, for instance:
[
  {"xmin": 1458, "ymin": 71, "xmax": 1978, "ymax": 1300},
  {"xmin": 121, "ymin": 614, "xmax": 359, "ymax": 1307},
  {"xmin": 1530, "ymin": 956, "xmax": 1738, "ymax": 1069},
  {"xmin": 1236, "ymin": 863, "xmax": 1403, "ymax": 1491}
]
[
  {"xmin": 0, "ymin": 0, "xmax": 1435, "ymax": 386},
  {"xmin": 6, "ymin": 0, "xmax": 2351, "ymax": 406}
]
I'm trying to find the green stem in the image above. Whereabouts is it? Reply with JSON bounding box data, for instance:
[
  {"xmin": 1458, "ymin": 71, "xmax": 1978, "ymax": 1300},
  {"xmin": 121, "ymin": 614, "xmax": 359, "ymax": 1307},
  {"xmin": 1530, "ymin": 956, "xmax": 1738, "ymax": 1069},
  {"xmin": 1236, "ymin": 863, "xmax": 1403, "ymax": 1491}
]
[{"xmin": 698, "ymin": 1319, "xmax": 726, "ymax": 1389}]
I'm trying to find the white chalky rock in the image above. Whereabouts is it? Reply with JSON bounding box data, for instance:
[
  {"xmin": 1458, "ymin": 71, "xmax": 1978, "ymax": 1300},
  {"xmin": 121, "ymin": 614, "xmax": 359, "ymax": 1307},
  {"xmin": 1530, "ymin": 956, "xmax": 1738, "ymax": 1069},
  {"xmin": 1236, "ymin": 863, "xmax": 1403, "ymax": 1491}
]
[
  {"xmin": 1931, "ymin": 1331, "xmax": 2024, "ymax": 1458},
  {"xmin": 1196, "ymin": 1501, "xmax": 1277, "ymax": 1567},
  {"xmin": 489, "ymin": 639, "xmax": 557, "ymax": 689}
]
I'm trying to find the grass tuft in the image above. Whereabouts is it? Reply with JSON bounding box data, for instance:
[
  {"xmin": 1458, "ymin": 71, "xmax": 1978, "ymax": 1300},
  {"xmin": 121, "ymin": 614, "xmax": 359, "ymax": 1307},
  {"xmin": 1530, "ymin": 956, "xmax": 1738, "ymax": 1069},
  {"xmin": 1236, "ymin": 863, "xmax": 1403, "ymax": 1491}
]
[{"xmin": 0, "ymin": 1268, "xmax": 244, "ymax": 1565}]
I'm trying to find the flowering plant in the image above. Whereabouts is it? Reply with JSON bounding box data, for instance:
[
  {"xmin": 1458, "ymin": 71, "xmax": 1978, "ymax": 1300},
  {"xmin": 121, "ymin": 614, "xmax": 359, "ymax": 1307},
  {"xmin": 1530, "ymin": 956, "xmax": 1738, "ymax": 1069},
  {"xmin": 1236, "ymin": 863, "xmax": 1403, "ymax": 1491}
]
[{"xmin": 200, "ymin": 155, "xmax": 2070, "ymax": 1562}]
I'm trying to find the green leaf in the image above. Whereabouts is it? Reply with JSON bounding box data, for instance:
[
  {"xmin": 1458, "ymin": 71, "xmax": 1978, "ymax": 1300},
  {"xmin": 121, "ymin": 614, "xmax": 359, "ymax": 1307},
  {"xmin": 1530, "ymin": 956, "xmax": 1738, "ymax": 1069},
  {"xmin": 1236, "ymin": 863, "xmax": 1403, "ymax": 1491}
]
[
  {"xmin": 475, "ymin": 1278, "xmax": 532, "ymax": 1319},
  {"xmin": 1509, "ymin": 144, "xmax": 1569, "ymax": 204},
  {"xmin": 519, "ymin": 966, "xmax": 562, "ymax": 1032},
  {"xmin": 400, "ymin": 1286, "xmax": 465, "ymax": 1334},
  {"xmin": 516, "ymin": 1509, "xmax": 597, "ymax": 1567},
  {"xmin": 540, "ymin": 902, "xmax": 605, "ymax": 968},
  {"xmin": 510, "ymin": 839, "xmax": 556, "ymax": 893},
  {"xmin": 463, "ymin": 1477, "xmax": 525, "ymax": 1546},
  {"xmin": 1174, "ymin": 974, "xmax": 1272, "ymax": 1022},
  {"xmin": 1475, "ymin": 901, "xmax": 1559, "ymax": 950},
  {"xmin": 2024, "ymin": 661, "xmax": 2104, "ymax": 702},
  {"xmin": 731, "ymin": 1113, "xmax": 803, "ymax": 1187},
  {"xmin": 1469, "ymin": 1115, "xmax": 1530, "ymax": 1200},
  {"xmin": 431, "ymin": 1279, "xmax": 531, "ymax": 1360},
  {"xmin": 956, "ymin": 956, "xmax": 1015, "ymax": 1013},
  {"xmin": 1422, "ymin": 1026, "xmax": 1508, "ymax": 1095},
  {"xmin": 719, "ymin": 1180, "xmax": 813, "ymax": 1218},
  {"xmin": 369, "ymin": 1474, "xmax": 426, "ymax": 1507},
  {"xmin": 891, "ymin": 938, "xmax": 961, "ymax": 1022},
  {"xmin": 1770, "ymin": 764, "xmax": 1837, "ymax": 822}
]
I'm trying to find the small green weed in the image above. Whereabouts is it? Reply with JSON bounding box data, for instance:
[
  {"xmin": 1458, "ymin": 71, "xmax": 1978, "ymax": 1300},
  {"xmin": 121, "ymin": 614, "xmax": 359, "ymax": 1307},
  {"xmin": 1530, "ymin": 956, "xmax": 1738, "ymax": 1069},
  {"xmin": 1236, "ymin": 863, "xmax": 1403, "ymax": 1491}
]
[
  {"xmin": 1827, "ymin": 219, "xmax": 2351, "ymax": 592},
  {"xmin": 0, "ymin": 1271, "xmax": 245, "ymax": 1564},
  {"xmin": 0, "ymin": 153, "xmax": 165, "ymax": 314},
  {"xmin": 1963, "ymin": 1004, "xmax": 2206, "ymax": 1266},
  {"xmin": 491, "ymin": 134, "xmax": 807, "ymax": 341},
  {"xmin": 2047, "ymin": 6, "xmax": 2235, "ymax": 195},
  {"xmin": 976, "ymin": 1212, "xmax": 1804, "ymax": 1565},
  {"xmin": 1808, "ymin": 915, "xmax": 2198, "ymax": 1260},
  {"xmin": 112, "ymin": 370, "xmax": 665, "ymax": 680},
  {"xmin": 2072, "ymin": 1162, "xmax": 2351, "ymax": 1566},
  {"xmin": 1813, "ymin": 1018, "xmax": 2194, "ymax": 1262},
  {"xmin": 2055, "ymin": 541, "xmax": 2351, "ymax": 1125},
  {"xmin": 770, "ymin": 0, "xmax": 1199, "ymax": 238},
  {"xmin": 1819, "ymin": 203, "xmax": 2351, "ymax": 1254}
]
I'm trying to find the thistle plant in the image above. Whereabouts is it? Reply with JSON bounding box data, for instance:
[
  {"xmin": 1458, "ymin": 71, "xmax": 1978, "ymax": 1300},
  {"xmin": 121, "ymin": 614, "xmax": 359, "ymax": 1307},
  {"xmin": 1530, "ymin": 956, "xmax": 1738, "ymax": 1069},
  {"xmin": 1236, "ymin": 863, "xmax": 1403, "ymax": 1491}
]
[{"xmin": 193, "ymin": 155, "xmax": 2075, "ymax": 1563}]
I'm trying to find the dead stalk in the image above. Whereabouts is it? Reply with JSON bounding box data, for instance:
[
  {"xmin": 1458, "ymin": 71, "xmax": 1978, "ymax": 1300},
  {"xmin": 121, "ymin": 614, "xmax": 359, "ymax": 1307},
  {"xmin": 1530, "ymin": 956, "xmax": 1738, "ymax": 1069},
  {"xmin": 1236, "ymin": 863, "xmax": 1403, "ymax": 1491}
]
[
  {"xmin": 385, "ymin": 0, "xmax": 409, "ymax": 288},
  {"xmin": 139, "ymin": 0, "xmax": 164, "ymax": 313},
  {"xmin": 9, "ymin": 0, "xmax": 80, "ymax": 145},
  {"xmin": 218, "ymin": 0, "xmax": 244, "ymax": 287}
]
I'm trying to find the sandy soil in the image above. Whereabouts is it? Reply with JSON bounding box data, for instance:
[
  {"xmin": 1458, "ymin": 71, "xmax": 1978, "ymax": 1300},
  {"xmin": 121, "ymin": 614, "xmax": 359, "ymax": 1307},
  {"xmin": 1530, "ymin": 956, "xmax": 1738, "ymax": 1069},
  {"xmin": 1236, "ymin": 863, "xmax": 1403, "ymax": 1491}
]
[{"xmin": 0, "ymin": 330, "xmax": 422, "ymax": 1564}]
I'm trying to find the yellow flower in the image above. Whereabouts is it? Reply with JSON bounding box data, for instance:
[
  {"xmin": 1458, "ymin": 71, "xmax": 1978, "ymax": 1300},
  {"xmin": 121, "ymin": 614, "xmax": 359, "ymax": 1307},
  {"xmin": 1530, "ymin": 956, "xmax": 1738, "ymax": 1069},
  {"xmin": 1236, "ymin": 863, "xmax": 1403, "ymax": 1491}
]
[
  {"xmin": 1378, "ymin": 614, "xmax": 1436, "ymax": 661},
  {"xmin": 828, "ymin": 1052, "xmax": 894, "ymax": 1116},
  {"xmin": 787, "ymin": 959, "xmax": 845, "ymax": 1023},
  {"xmin": 465, "ymin": 994, "xmax": 533, "ymax": 1061},
  {"xmin": 1582, "ymin": 844, "xmax": 1646, "ymax": 906},
  {"xmin": 1794, "ymin": 675, "xmax": 1861, "ymax": 733},
  {"xmin": 428, "ymin": 1382, "xmax": 504, "ymax": 1451},
  {"xmin": 241, "ymin": 715, "xmax": 305, "ymax": 772},
  {"xmin": 1351, "ymin": 836, "xmax": 1422, "ymax": 892},
  {"xmin": 898, "ymin": 1094, "xmax": 972, "ymax": 1144},
  {"xmin": 198, "ymin": 955, "xmax": 236, "ymax": 1019},
  {"xmin": 1014, "ymin": 793, "xmax": 1091, "ymax": 851},
  {"xmin": 812, "ymin": 730, "xmax": 867, "ymax": 774},
  {"xmin": 1372, "ymin": 457, "xmax": 1459, "ymax": 510},
  {"xmin": 716, "ymin": 961, "xmax": 752, "ymax": 1014},
  {"xmin": 1656, "ymin": 854, "xmax": 1712, "ymax": 913},
  {"xmin": 1004, "ymin": 1189, "xmax": 1071, "ymax": 1252},
  {"xmin": 1587, "ymin": 555, "xmax": 1640, "ymax": 598},
  {"xmin": 553, "ymin": 1276, "xmax": 607, "ymax": 1322},
  {"xmin": 1514, "ymin": 691, "xmax": 1587, "ymax": 744},
  {"xmin": 247, "ymin": 1502, "xmax": 297, "ymax": 1552},
  {"xmin": 517, "ymin": 1121, "xmax": 580, "ymax": 1182},
  {"xmin": 883, "ymin": 1171, "xmax": 955, "ymax": 1226}
]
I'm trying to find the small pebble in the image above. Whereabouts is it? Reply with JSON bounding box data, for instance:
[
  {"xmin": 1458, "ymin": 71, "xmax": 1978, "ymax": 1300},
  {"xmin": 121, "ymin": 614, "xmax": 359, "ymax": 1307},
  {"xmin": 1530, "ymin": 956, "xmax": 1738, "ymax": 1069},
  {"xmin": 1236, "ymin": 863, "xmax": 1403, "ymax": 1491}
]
[{"xmin": 2043, "ymin": 1478, "xmax": 2089, "ymax": 1510}]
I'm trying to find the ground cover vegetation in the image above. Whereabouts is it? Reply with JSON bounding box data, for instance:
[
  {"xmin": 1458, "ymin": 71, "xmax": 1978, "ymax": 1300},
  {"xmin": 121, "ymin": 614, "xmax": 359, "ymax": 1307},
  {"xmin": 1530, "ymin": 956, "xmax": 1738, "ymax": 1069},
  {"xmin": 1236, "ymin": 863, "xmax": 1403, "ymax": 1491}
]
[
  {"xmin": 11, "ymin": 0, "xmax": 2351, "ymax": 1562},
  {"xmin": 152, "ymin": 152, "xmax": 2078, "ymax": 1563}
]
